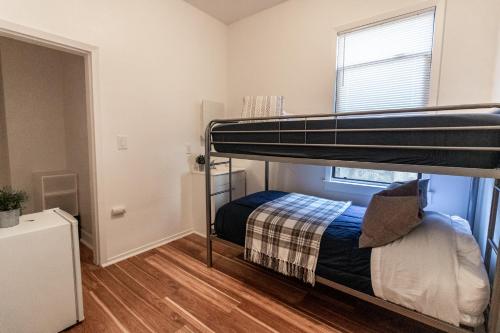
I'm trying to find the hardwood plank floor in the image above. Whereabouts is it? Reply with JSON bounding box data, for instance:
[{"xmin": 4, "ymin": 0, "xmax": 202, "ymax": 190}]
[{"xmin": 69, "ymin": 234, "xmax": 442, "ymax": 333}]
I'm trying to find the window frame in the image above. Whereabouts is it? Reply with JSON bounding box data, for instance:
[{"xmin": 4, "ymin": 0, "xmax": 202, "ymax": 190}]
[
  {"xmin": 326, "ymin": 0, "xmax": 445, "ymax": 186},
  {"xmin": 332, "ymin": 0, "xmax": 445, "ymax": 111}
]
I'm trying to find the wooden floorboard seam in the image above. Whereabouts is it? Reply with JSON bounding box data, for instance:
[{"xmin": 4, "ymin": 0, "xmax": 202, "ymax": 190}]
[
  {"xmin": 69, "ymin": 238, "xmax": 443, "ymax": 333},
  {"xmin": 91, "ymin": 271, "xmax": 156, "ymax": 332},
  {"xmin": 88, "ymin": 290, "xmax": 129, "ymax": 333}
]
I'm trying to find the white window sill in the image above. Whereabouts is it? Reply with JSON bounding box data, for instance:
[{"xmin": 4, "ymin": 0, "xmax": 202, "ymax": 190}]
[{"xmin": 323, "ymin": 179, "xmax": 387, "ymax": 196}]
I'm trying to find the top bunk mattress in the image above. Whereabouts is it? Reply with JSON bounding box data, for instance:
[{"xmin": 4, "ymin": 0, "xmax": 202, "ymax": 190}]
[{"xmin": 212, "ymin": 113, "xmax": 500, "ymax": 169}]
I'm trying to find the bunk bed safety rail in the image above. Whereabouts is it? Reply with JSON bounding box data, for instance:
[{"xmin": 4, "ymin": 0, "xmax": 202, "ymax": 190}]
[
  {"xmin": 210, "ymin": 103, "xmax": 500, "ymax": 152},
  {"xmin": 213, "ymin": 103, "xmax": 500, "ymax": 123}
]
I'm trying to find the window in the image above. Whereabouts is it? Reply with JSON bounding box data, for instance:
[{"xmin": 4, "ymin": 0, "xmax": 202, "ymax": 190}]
[
  {"xmin": 332, "ymin": 8, "xmax": 436, "ymax": 184},
  {"xmin": 333, "ymin": 168, "xmax": 419, "ymax": 185}
]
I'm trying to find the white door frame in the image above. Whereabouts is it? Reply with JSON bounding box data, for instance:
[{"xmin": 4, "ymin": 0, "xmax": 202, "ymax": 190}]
[{"xmin": 0, "ymin": 19, "xmax": 106, "ymax": 265}]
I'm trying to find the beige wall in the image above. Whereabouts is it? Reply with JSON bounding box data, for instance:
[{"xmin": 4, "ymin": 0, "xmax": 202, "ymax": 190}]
[
  {"xmin": 4, "ymin": 0, "xmax": 493, "ymax": 262},
  {"xmin": 492, "ymin": 8, "xmax": 500, "ymax": 101},
  {"xmin": 227, "ymin": 0, "xmax": 500, "ymax": 210},
  {"xmin": 0, "ymin": 54, "xmax": 10, "ymax": 188},
  {"xmin": 228, "ymin": 0, "xmax": 499, "ymax": 115},
  {"xmin": 473, "ymin": 3, "xmax": 500, "ymax": 255},
  {"xmin": 0, "ymin": 0, "xmax": 227, "ymax": 262},
  {"xmin": 437, "ymin": 0, "xmax": 499, "ymax": 105},
  {"xmin": 62, "ymin": 53, "xmax": 92, "ymax": 244},
  {"xmin": 0, "ymin": 37, "xmax": 67, "ymax": 213}
]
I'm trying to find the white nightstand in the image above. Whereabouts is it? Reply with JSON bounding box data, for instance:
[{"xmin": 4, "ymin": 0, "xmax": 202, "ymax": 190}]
[{"xmin": 191, "ymin": 166, "xmax": 246, "ymax": 235}]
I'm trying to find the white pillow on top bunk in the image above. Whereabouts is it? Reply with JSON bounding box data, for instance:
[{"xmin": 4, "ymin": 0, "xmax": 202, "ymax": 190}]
[{"xmin": 241, "ymin": 96, "xmax": 285, "ymax": 119}]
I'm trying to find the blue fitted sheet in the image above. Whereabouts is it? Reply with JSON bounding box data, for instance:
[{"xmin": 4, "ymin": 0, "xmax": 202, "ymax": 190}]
[{"xmin": 214, "ymin": 191, "xmax": 373, "ymax": 294}]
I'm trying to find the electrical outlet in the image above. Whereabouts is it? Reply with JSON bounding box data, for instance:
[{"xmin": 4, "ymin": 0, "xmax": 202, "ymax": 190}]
[{"xmin": 111, "ymin": 206, "xmax": 126, "ymax": 217}]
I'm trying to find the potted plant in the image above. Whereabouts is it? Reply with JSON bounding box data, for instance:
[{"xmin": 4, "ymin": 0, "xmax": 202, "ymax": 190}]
[
  {"xmin": 0, "ymin": 187, "xmax": 28, "ymax": 228},
  {"xmin": 195, "ymin": 154, "xmax": 206, "ymax": 171}
]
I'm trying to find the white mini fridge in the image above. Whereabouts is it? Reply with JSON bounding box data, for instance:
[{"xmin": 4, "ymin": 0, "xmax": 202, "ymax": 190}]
[{"xmin": 0, "ymin": 209, "xmax": 84, "ymax": 333}]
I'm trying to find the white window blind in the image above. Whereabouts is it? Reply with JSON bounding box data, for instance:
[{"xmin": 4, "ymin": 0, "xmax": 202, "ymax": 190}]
[{"xmin": 335, "ymin": 8, "xmax": 436, "ymax": 113}]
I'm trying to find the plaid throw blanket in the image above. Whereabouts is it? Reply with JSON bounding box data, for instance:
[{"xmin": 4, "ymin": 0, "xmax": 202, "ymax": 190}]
[{"xmin": 244, "ymin": 193, "xmax": 351, "ymax": 285}]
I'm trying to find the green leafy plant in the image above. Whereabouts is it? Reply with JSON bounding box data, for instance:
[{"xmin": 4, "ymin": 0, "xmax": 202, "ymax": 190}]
[
  {"xmin": 195, "ymin": 154, "xmax": 206, "ymax": 165},
  {"xmin": 0, "ymin": 187, "xmax": 28, "ymax": 212}
]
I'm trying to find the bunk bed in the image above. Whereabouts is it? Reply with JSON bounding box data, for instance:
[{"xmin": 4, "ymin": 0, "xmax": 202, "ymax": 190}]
[{"xmin": 203, "ymin": 103, "xmax": 500, "ymax": 333}]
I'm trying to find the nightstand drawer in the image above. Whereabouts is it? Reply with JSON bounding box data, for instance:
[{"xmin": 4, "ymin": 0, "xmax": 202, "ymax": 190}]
[
  {"xmin": 213, "ymin": 180, "xmax": 246, "ymax": 213},
  {"xmin": 214, "ymin": 178, "xmax": 245, "ymax": 197},
  {"xmin": 212, "ymin": 171, "xmax": 245, "ymax": 189},
  {"xmin": 191, "ymin": 168, "xmax": 247, "ymax": 236}
]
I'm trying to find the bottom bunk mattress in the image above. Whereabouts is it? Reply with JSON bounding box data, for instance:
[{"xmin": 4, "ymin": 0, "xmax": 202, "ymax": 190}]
[
  {"xmin": 214, "ymin": 190, "xmax": 490, "ymax": 327},
  {"xmin": 214, "ymin": 190, "xmax": 372, "ymax": 294}
]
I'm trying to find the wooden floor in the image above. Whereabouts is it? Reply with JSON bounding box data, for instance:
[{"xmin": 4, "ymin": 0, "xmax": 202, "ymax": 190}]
[{"xmin": 69, "ymin": 234, "xmax": 442, "ymax": 333}]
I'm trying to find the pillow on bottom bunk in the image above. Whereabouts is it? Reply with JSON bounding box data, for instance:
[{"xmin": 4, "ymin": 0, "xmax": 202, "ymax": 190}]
[
  {"xmin": 387, "ymin": 178, "xmax": 429, "ymax": 208},
  {"xmin": 371, "ymin": 212, "xmax": 490, "ymax": 327},
  {"xmin": 359, "ymin": 180, "xmax": 422, "ymax": 248},
  {"xmin": 451, "ymin": 215, "xmax": 490, "ymax": 326}
]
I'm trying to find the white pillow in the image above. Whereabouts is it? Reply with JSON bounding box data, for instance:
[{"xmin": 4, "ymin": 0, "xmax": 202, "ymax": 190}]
[{"xmin": 451, "ymin": 216, "xmax": 490, "ymax": 325}]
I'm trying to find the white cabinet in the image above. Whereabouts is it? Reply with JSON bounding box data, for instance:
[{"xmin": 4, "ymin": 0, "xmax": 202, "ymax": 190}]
[
  {"xmin": 191, "ymin": 166, "xmax": 246, "ymax": 236},
  {"xmin": 33, "ymin": 171, "xmax": 79, "ymax": 216},
  {"xmin": 0, "ymin": 209, "xmax": 84, "ymax": 333}
]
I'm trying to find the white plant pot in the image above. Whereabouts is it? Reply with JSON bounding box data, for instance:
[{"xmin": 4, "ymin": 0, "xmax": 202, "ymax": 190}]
[{"xmin": 0, "ymin": 208, "xmax": 20, "ymax": 228}]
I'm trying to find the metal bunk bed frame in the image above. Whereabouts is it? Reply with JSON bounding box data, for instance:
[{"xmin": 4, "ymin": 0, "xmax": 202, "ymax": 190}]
[{"xmin": 204, "ymin": 103, "xmax": 500, "ymax": 333}]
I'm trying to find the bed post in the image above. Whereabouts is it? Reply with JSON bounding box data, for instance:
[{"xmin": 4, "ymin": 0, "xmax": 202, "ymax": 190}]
[
  {"xmin": 265, "ymin": 161, "xmax": 269, "ymax": 191},
  {"xmin": 229, "ymin": 158, "xmax": 232, "ymax": 202},
  {"xmin": 205, "ymin": 122, "xmax": 213, "ymax": 267},
  {"xmin": 487, "ymin": 179, "xmax": 500, "ymax": 333},
  {"xmin": 490, "ymin": 257, "xmax": 500, "ymax": 333}
]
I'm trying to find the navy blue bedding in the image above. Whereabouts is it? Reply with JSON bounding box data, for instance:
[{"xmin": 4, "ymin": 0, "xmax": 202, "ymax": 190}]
[
  {"xmin": 214, "ymin": 191, "xmax": 373, "ymax": 294},
  {"xmin": 212, "ymin": 113, "xmax": 500, "ymax": 169}
]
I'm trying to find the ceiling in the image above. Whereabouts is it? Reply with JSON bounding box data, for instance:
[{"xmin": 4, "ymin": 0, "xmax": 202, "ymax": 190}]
[{"xmin": 184, "ymin": 0, "xmax": 288, "ymax": 24}]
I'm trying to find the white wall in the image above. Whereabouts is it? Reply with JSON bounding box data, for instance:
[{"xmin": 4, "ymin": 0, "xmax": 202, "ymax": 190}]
[
  {"xmin": 226, "ymin": 0, "xmax": 499, "ymax": 217},
  {"xmin": 0, "ymin": 37, "xmax": 68, "ymax": 213},
  {"xmin": 62, "ymin": 53, "xmax": 93, "ymax": 245},
  {"xmin": 0, "ymin": 0, "xmax": 227, "ymax": 262}
]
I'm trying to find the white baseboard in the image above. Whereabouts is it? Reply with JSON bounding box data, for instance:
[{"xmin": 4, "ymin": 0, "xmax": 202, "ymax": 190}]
[
  {"xmin": 102, "ymin": 228, "xmax": 194, "ymax": 267},
  {"xmin": 191, "ymin": 230, "xmax": 206, "ymax": 238},
  {"xmin": 80, "ymin": 229, "xmax": 94, "ymax": 251}
]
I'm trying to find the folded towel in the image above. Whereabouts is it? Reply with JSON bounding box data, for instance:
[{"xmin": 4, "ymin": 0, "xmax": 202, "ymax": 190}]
[{"xmin": 241, "ymin": 96, "xmax": 284, "ymax": 119}]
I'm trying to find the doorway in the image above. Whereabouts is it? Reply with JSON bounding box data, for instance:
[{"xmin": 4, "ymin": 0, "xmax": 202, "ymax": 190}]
[{"xmin": 0, "ymin": 22, "xmax": 103, "ymax": 265}]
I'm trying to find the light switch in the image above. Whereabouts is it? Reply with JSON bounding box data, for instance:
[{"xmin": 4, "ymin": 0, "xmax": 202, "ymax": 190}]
[{"xmin": 117, "ymin": 135, "xmax": 128, "ymax": 150}]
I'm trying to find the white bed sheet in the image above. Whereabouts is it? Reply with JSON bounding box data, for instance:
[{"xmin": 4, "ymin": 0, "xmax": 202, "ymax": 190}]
[{"xmin": 371, "ymin": 212, "xmax": 490, "ymax": 327}]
